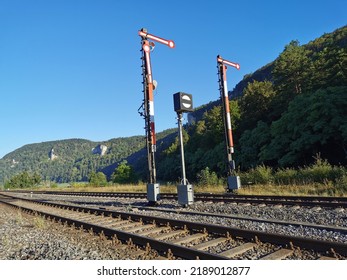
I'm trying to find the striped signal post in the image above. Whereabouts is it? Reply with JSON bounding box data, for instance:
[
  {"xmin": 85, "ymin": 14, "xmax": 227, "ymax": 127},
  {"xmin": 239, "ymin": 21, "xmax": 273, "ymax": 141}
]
[
  {"xmin": 139, "ymin": 28, "xmax": 175, "ymax": 204},
  {"xmin": 217, "ymin": 55, "xmax": 241, "ymax": 191}
]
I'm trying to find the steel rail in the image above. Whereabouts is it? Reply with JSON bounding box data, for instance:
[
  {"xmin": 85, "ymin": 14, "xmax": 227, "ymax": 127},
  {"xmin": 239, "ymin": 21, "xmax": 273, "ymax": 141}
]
[
  {"xmin": 134, "ymin": 205, "xmax": 347, "ymax": 235},
  {"xmin": 7, "ymin": 190, "xmax": 347, "ymax": 208}
]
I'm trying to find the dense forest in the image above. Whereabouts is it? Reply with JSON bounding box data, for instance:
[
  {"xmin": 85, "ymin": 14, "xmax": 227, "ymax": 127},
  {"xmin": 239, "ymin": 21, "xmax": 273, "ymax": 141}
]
[
  {"xmin": 0, "ymin": 129, "xmax": 175, "ymax": 183},
  {"xmin": 0, "ymin": 26, "xmax": 346, "ymax": 185},
  {"xmin": 158, "ymin": 25, "xmax": 347, "ymax": 181}
]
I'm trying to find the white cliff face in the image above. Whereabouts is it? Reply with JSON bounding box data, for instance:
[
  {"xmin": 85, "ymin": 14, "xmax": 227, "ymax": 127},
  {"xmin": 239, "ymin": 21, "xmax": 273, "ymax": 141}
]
[
  {"xmin": 10, "ymin": 159, "xmax": 19, "ymax": 168},
  {"xmin": 92, "ymin": 144, "xmax": 108, "ymax": 156},
  {"xmin": 49, "ymin": 148, "xmax": 58, "ymax": 160}
]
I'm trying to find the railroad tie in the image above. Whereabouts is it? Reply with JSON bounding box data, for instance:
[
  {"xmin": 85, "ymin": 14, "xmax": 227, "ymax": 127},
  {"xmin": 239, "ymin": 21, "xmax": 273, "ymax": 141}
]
[
  {"xmin": 318, "ymin": 256, "xmax": 337, "ymax": 260},
  {"xmin": 101, "ymin": 219, "xmax": 123, "ymax": 226},
  {"xmin": 113, "ymin": 244, "xmax": 128, "ymax": 250},
  {"xmin": 107, "ymin": 220, "xmax": 131, "ymax": 227},
  {"xmin": 128, "ymin": 224, "xmax": 157, "ymax": 233},
  {"xmin": 141, "ymin": 226, "xmax": 171, "ymax": 236},
  {"xmin": 117, "ymin": 222, "xmax": 142, "ymax": 230},
  {"xmin": 64, "ymin": 213, "xmax": 85, "ymax": 219},
  {"xmin": 74, "ymin": 215, "xmax": 100, "ymax": 222},
  {"xmin": 102, "ymin": 219, "xmax": 129, "ymax": 228},
  {"xmin": 154, "ymin": 255, "xmax": 168, "ymax": 260},
  {"xmin": 219, "ymin": 242, "xmax": 256, "ymax": 258},
  {"xmin": 127, "ymin": 249, "xmax": 147, "ymax": 259},
  {"xmin": 170, "ymin": 233, "xmax": 207, "ymax": 245},
  {"xmin": 154, "ymin": 229, "xmax": 187, "ymax": 241},
  {"xmin": 192, "ymin": 237, "xmax": 228, "ymax": 251},
  {"xmin": 260, "ymin": 248, "xmax": 293, "ymax": 260}
]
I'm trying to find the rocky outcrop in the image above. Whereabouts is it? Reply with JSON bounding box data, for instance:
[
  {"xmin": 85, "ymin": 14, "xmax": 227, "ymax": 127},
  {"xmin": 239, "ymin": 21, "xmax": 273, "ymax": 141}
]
[
  {"xmin": 49, "ymin": 148, "xmax": 58, "ymax": 160},
  {"xmin": 92, "ymin": 144, "xmax": 107, "ymax": 156},
  {"xmin": 10, "ymin": 159, "xmax": 19, "ymax": 168}
]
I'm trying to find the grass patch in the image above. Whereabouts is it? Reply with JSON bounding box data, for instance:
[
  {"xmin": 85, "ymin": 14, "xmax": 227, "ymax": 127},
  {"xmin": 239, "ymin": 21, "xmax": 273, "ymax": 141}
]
[
  {"xmin": 32, "ymin": 214, "xmax": 46, "ymax": 229},
  {"xmin": 238, "ymin": 157, "xmax": 347, "ymax": 196},
  {"xmin": 236, "ymin": 182, "xmax": 346, "ymax": 197},
  {"xmin": 34, "ymin": 183, "xmax": 227, "ymax": 194},
  {"xmin": 23, "ymin": 179, "xmax": 347, "ymax": 197},
  {"xmin": 15, "ymin": 210, "xmax": 24, "ymax": 225}
]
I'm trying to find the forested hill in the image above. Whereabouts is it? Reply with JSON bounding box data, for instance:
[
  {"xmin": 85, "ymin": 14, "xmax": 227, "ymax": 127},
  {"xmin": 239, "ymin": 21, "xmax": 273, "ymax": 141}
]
[
  {"xmin": 0, "ymin": 129, "xmax": 176, "ymax": 183},
  {"xmin": 159, "ymin": 25, "xmax": 347, "ymax": 181},
  {"xmin": 190, "ymin": 25, "xmax": 346, "ymax": 121},
  {"xmin": 0, "ymin": 25, "xmax": 346, "ymax": 184}
]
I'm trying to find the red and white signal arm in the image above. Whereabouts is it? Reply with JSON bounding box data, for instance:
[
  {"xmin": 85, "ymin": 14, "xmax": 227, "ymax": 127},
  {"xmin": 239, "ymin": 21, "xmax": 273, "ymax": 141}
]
[
  {"xmin": 139, "ymin": 30, "xmax": 175, "ymax": 49},
  {"xmin": 217, "ymin": 56, "xmax": 240, "ymax": 70}
]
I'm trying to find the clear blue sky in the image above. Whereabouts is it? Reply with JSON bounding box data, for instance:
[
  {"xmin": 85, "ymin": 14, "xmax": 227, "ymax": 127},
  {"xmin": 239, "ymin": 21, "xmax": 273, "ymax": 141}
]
[{"xmin": 0, "ymin": 0, "xmax": 346, "ymax": 158}]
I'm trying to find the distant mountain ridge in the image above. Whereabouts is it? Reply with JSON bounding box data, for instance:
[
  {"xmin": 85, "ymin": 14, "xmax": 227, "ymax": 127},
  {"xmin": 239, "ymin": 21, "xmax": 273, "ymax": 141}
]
[{"xmin": 0, "ymin": 129, "xmax": 176, "ymax": 183}]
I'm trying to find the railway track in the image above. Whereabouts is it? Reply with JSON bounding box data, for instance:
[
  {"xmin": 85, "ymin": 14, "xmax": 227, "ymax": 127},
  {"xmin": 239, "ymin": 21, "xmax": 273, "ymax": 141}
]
[
  {"xmin": 7, "ymin": 190, "xmax": 347, "ymax": 208},
  {"xmin": 6, "ymin": 191, "xmax": 347, "ymax": 237},
  {"xmin": 1, "ymin": 192, "xmax": 346, "ymax": 260}
]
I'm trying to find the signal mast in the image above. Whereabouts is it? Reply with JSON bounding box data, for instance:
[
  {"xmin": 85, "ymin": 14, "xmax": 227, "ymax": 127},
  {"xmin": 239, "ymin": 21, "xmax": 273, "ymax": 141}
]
[
  {"xmin": 138, "ymin": 28, "xmax": 174, "ymax": 203},
  {"xmin": 217, "ymin": 55, "xmax": 241, "ymax": 191}
]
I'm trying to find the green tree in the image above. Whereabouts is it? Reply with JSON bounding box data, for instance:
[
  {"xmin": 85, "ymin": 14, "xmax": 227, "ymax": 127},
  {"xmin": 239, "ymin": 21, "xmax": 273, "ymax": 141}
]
[
  {"xmin": 111, "ymin": 161, "xmax": 136, "ymax": 184},
  {"xmin": 271, "ymin": 40, "xmax": 313, "ymax": 119},
  {"xmin": 273, "ymin": 40, "xmax": 313, "ymax": 95},
  {"xmin": 261, "ymin": 86, "xmax": 347, "ymax": 166},
  {"xmin": 88, "ymin": 171, "xmax": 107, "ymax": 187},
  {"xmin": 201, "ymin": 106, "xmax": 224, "ymax": 149},
  {"xmin": 188, "ymin": 102, "xmax": 240, "ymax": 153},
  {"xmin": 239, "ymin": 80, "xmax": 276, "ymax": 129},
  {"xmin": 4, "ymin": 171, "xmax": 41, "ymax": 189},
  {"xmin": 239, "ymin": 121, "xmax": 271, "ymax": 169},
  {"xmin": 311, "ymin": 46, "xmax": 347, "ymax": 90}
]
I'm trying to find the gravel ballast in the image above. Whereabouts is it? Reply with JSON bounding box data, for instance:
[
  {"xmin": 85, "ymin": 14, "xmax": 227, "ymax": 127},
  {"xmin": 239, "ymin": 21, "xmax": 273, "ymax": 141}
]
[
  {"xmin": 19, "ymin": 193, "xmax": 345, "ymax": 243},
  {"xmin": 0, "ymin": 204, "xmax": 148, "ymax": 260}
]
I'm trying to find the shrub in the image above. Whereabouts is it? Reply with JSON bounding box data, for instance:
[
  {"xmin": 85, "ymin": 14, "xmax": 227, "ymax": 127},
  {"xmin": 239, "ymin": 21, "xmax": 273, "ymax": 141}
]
[
  {"xmin": 298, "ymin": 157, "xmax": 341, "ymax": 184},
  {"xmin": 196, "ymin": 167, "xmax": 220, "ymax": 186},
  {"xmin": 273, "ymin": 168, "xmax": 298, "ymax": 185},
  {"xmin": 51, "ymin": 183, "xmax": 59, "ymax": 188},
  {"xmin": 4, "ymin": 171, "xmax": 41, "ymax": 189},
  {"xmin": 335, "ymin": 173, "xmax": 347, "ymax": 192},
  {"xmin": 239, "ymin": 156, "xmax": 347, "ymax": 191},
  {"xmin": 242, "ymin": 165, "xmax": 273, "ymax": 185},
  {"xmin": 88, "ymin": 171, "xmax": 107, "ymax": 187}
]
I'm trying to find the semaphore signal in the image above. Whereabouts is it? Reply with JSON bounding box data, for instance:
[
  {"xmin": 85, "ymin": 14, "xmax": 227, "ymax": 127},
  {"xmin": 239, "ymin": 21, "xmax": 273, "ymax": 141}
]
[
  {"xmin": 217, "ymin": 55, "xmax": 241, "ymax": 191},
  {"xmin": 138, "ymin": 28, "xmax": 175, "ymax": 204}
]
